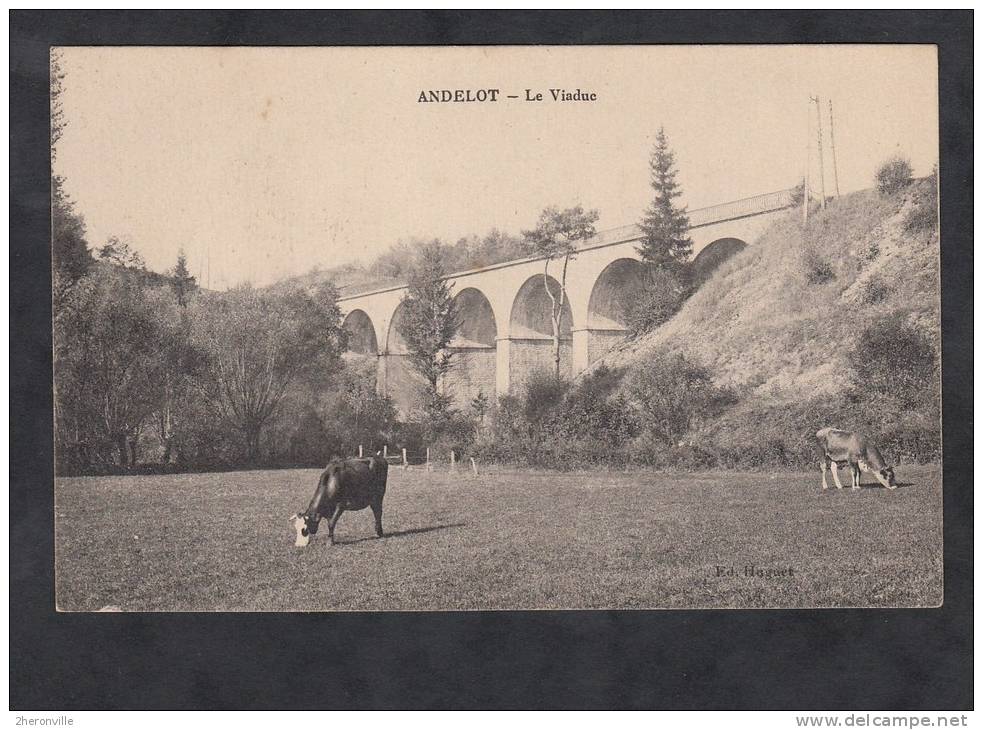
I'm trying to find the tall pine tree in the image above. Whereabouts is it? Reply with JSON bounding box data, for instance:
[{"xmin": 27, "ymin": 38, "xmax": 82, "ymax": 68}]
[
  {"xmin": 170, "ymin": 249, "xmax": 198, "ymax": 307},
  {"xmin": 637, "ymin": 127, "xmax": 692, "ymax": 268}
]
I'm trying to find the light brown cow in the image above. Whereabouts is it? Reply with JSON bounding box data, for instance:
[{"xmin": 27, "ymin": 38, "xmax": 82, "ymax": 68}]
[{"xmin": 816, "ymin": 427, "xmax": 897, "ymax": 491}]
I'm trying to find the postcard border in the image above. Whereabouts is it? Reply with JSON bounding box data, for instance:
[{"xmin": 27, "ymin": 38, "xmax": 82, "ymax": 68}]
[{"xmin": 10, "ymin": 10, "xmax": 973, "ymax": 710}]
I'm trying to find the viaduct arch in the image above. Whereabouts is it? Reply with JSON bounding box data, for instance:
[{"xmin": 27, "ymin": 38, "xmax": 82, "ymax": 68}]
[{"xmin": 336, "ymin": 189, "xmax": 794, "ymax": 415}]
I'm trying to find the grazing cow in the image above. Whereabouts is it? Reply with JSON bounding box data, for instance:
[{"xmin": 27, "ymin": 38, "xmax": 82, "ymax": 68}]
[
  {"xmin": 290, "ymin": 455, "xmax": 388, "ymax": 547},
  {"xmin": 816, "ymin": 427, "xmax": 897, "ymax": 491}
]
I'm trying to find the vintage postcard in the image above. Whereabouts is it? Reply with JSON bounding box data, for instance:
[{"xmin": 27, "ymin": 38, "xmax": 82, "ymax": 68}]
[{"xmin": 51, "ymin": 45, "xmax": 942, "ymax": 611}]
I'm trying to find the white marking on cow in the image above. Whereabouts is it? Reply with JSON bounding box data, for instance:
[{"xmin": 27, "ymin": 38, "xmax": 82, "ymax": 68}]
[{"xmin": 290, "ymin": 513, "xmax": 310, "ymax": 547}]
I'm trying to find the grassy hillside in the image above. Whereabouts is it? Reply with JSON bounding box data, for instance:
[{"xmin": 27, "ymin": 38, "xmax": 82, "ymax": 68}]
[{"xmin": 594, "ymin": 180, "xmax": 941, "ymax": 466}]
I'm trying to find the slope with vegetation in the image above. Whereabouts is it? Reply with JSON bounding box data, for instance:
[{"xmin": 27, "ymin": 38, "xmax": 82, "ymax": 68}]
[{"xmin": 590, "ymin": 178, "xmax": 940, "ymax": 468}]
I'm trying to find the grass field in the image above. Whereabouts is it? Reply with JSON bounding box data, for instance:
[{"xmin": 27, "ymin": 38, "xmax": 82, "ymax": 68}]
[{"xmin": 54, "ymin": 464, "xmax": 942, "ymax": 611}]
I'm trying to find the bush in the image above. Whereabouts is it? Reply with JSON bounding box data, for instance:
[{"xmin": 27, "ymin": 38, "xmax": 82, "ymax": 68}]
[
  {"xmin": 802, "ymin": 246, "xmax": 835, "ymax": 285},
  {"xmin": 521, "ymin": 370, "xmax": 569, "ymax": 430},
  {"xmin": 859, "ymin": 277, "xmax": 890, "ymax": 305},
  {"xmin": 875, "ymin": 155, "xmax": 913, "ymax": 196},
  {"xmin": 789, "ymin": 181, "xmax": 805, "ymax": 206},
  {"xmin": 903, "ymin": 178, "xmax": 939, "ymax": 232},
  {"xmin": 402, "ymin": 389, "xmax": 478, "ymax": 459},
  {"xmin": 846, "ymin": 314, "xmax": 938, "ymax": 412},
  {"xmin": 479, "ymin": 366, "xmax": 637, "ymax": 468},
  {"xmin": 621, "ymin": 266, "xmax": 689, "ymax": 336},
  {"xmin": 625, "ymin": 352, "xmax": 736, "ymax": 447},
  {"xmin": 861, "ymin": 240, "xmax": 880, "ymax": 265}
]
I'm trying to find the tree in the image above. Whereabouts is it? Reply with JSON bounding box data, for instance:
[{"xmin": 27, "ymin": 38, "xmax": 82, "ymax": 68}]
[
  {"xmin": 191, "ymin": 281, "xmax": 346, "ymax": 463},
  {"xmin": 54, "ymin": 265, "xmax": 168, "ymax": 468},
  {"xmin": 50, "ymin": 50, "xmax": 93, "ymax": 299},
  {"xmin": 143, "ymin": 284, "xmax": 207, "ymax": 464},
  {"xmin": 522, "ymin": 205, "xmax": 599, "ymax": 380},
  {"xmin": 97, "ymin": 236, "xmax": 146, "ymax": 271},
  {"xmin": 140, "ymin": 250, "xmax": 200, "ymax": 463},
  {"xmin": 637, "ymin": 127, "xmax": 692, "ymax": 268},
  {"xmin": 470, "ymin": 390, "xmax": 490, "ymax": 432},
  {"xmin": 52, "ymin": 178, "xmax": 93, "ymax": 302},
  {"xmin": 396, "ymin": 241, "xmax": 460, "ymax": 405},
  {"xmin": 170, "ymin": 249, "xmax": 198, "ymax": 306}
]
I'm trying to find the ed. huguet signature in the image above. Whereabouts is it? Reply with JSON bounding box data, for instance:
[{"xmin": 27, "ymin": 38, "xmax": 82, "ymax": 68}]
[{"xmin": 714, "ymin": 564, "xmax": 796, "ymax": 578}]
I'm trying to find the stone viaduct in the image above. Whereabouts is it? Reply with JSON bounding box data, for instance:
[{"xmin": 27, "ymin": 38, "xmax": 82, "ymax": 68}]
[{"xmin": 337, "ymin": 189, "xmax": 795, "ymax": 415}]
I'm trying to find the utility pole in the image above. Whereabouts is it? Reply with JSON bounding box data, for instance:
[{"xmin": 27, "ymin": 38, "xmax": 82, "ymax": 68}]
[
  {"xmin": 828, "ymin": 99, "xmax": 840, "ymax": 198},
  {"xmin": 803, "ymin": 98, "xmax": 811, "ymax": 224},
  {"xmin": 811, "ymin": 95, "xmax": 827, "ymax": 210}
]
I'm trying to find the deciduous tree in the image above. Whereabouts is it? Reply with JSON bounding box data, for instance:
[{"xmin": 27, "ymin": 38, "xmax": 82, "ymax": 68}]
[
  {"xmin": 191, "ymin": 281, "xmax": 346, "ymax": 463},
  {"xmin": 54, "ymin": 265, "xmax": 166, "ymax": 467},
  {"xmin": 522, "ymin": 205, "xmax": 599, "ymax": 380},
  {"xmin": 396, "ymin": 241, "xmax": 460, "ymax": 405}
]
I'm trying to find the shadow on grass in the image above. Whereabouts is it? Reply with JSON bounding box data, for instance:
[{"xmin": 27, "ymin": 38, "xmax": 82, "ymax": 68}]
[
  {"xmin": 336, "ymin": 522, "xmax": 467, "ymax": 545},
  {"xmin": 821, "ymin": 481, "xmax": 916, "ymax": 492}
]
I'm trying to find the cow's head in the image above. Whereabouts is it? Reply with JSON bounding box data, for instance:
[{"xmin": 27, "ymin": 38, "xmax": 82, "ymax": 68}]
[
  {"xmin": 874, "ymin": 466, "xmax": 897, "ymax": 489},
  {"xmin": 290, "ymin": 512, "xmax": 319, "ymax": 547}
]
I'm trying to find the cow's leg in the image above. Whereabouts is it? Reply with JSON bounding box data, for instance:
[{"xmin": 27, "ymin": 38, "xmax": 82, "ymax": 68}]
[
  {"xmin": 327, "ymin": 506, "xmax": 344, "ymax": 545},
  {"xmin": 371, "ymin": 499, "xmax": 384, "ymax": 538},
  {"xmin": 830, "ymin": 461, "xmax": 845, "ymax": 489},
  {"xmin": 850, "ymin": 462, "xmax": 861, "ymax": 489},
  {"xmin": 821, "ymin": 455, "xmax": 831, "ymax": 490}
]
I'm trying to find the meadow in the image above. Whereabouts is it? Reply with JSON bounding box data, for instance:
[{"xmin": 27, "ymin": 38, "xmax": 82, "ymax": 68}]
[{"xmin": 54, "ymin": 464, "xmax": 942, "ymax": 611}]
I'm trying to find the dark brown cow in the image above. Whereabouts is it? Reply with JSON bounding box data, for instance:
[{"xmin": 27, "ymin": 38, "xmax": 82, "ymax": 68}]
[
  {"xmin": 290, "ymin": 455, "xmax": 388, "ymax": 546},
  {"xmin": 816, "ymin": 427, "xmax": 896, "ymax": 491}
]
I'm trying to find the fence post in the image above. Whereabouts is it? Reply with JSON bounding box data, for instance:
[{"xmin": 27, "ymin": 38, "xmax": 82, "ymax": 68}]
[
  {"xmin": 402, "ymin": 448, "xmax": 407, "ymax": 471},
  {"xmin": 470, "ymin": 457, "xmax": 478, "ymax": 477},
  {"xmin": 358, "ymin": 444, "xmax": 363, "ymax": 458},
  {"xmin": 426, "ymin": 447, "xmax": 431, "ymax": 473},
  {"xmin": 450, "ymin": 450, "xmax": 456, "ymax": 472},
  {"xmin": 383, "ymin": 445, "xmax": 388, "ymax": 458}
]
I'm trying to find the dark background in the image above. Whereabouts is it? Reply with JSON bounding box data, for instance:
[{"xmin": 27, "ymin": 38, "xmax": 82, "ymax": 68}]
[{"xmin": 10, "ymin": 10, "xmax": 973, "ymax": 710}]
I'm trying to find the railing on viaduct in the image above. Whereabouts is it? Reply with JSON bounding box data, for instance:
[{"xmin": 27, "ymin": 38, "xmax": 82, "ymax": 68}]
[{"xmin": 338, "ymin": 188, "xmax": 796, "ymax": 299}]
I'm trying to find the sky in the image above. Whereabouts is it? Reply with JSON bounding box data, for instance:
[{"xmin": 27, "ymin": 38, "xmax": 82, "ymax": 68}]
[{"xmin": 55, "ymin": 45, "xmax": 939, "ymax": 289}]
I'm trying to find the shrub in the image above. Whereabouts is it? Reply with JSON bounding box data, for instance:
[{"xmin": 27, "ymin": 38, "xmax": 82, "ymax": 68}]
[
  {"xmin": 802, "ymin": 246, "xmax": 835, "ymax": 285},
  {"xmin": 521, "ymin": 369, "xmax": 570, "ymax": 428},
  {"xmin": 846, "ymin": 314, "xmax": 938, "ymax": 412},
  {"xmin": 402, "ymin": 389, "xmax": 478, "ymax": 459},
  {"xmin": 859, "ymin": 277, "xmax": 890, "ymax": 305},
  {"xmin": 621, "ymin": 266, "xmax": 689, "ymax": 336},
  {"xmin": 903, "ymin": 178, "xmax": 939, "ymax": 232},
  {"xmin": 625, "ymin": 352, "xmax": 736, "ymax": 447},
  {"xmin": 875, "ymin": 155, "xmax": 913, "ymax": 196},
  {"xmin": 861, "ymin": 240, "xmax": 881, "ymax": 265},
  {"xmin": 480, "ymin": 366, "xmax": 637, "ymax": 468},
  {"xmin": 789, "ymin": 181, "xmax": 805, "ymax": 206}
]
